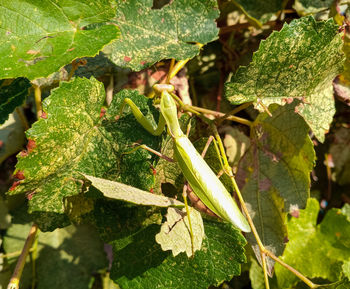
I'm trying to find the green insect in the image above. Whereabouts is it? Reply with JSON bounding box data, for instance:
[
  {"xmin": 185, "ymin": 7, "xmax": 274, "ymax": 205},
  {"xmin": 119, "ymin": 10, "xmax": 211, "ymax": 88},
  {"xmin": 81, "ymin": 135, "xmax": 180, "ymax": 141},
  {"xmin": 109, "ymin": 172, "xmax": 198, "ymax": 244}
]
[{"xmin": 119, "ymin": 84, "xmax": 251, "ymax": 246}]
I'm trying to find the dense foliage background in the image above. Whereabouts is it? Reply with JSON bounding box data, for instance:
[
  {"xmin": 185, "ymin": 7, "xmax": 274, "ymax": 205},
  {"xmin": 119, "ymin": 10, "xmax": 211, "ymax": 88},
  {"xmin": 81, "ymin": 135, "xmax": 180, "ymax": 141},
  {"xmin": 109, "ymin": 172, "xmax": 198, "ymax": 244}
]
[{"xmin": 1, "ymin": 0, "xmax": 350, "ymax": 288}]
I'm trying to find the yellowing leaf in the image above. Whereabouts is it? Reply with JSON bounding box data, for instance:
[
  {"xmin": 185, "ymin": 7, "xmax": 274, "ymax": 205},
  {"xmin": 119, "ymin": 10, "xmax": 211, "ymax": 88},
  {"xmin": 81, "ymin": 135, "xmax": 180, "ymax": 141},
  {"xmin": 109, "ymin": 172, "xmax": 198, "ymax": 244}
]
[{"xmin": 155, "ymin": 207, "xmax": 204, "ymax": 257}]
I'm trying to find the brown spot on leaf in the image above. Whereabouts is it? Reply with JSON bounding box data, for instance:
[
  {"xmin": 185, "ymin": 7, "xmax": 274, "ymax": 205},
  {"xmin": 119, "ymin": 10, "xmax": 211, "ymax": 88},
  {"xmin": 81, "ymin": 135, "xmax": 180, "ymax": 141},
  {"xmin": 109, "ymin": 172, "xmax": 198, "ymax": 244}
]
[
  {"xmin": 151, "ymin": 70, "xmax": 167, "ymax": 81},
  {"xmin": 9, "ymin": 180, "xmax": 21, "ymax": 191},
  {"xmin": 335, "ymin": 232, "xmax": 341, "ymax": 238},
  {"xmin": 26, "ymin": 191, "xmax": 36, "ymax": 201},
  {"xmin": 124, "ymin": 56, "xmax": 132, "ymax": 62},
  {"xmin": 259, "ymin": 178, "xmax": 272, "ymax": 191},
  {"xmin": 40, "ymin": 111, "xmax": 48, "ymax": 119},
  {"xmin": 283, "ymin": 97, "xmax": 294, "ymax": 104},
  {"xmin": 26, "ymin": 50, "xmax": 40, "ymax": 55},
  {"xmin": 100, "ymin": 107, "xmax": 106, "ymax": 118},
  {"xmin": 20, "ymin": 150, "xmax": 28, "ymax": 157},
  {"xmin": 290, "ymin": 210, "xmax": 300, "ymax": 218},
  {"xmin": 14, "ymin": 170, "xmax": 25, "ymax": 180},
  {"xmin": 150, "ymin": 165, "xmax": 157, "ymax": 175},
  {"xmin": 67, "ymin": 47, "xmax": 75, "ymax": 52},
  {"xmin": 26, "ymin": 139, "xmax": 36, "ymax": 153}
]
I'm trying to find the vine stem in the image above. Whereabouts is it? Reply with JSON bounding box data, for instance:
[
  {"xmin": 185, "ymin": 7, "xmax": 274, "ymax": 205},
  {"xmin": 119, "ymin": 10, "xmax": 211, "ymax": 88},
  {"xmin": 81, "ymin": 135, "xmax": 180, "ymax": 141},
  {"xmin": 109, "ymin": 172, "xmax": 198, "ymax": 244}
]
[
  {"xmin": 261, "ymin": 251, "xmax": 270, "ymax": 289},
  {"xmin": 7, "ymin": 224, "xmax": 38, "ymax": 289},
  {"xmin": 188, "ymin": 105, "xmax": 253, "ymax": 126}
]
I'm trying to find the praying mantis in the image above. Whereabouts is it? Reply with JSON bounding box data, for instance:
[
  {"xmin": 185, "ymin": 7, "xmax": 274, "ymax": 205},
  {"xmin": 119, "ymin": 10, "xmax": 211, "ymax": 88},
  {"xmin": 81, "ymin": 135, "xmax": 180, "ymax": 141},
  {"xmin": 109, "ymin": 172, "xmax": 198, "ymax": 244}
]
[
  {"xmin": 119, "ymin": 83, "xmax": 251, "ymax": 245},
  {"xmin": 118, "ymin": 72, "xmax": 323, "ymax": 289}
]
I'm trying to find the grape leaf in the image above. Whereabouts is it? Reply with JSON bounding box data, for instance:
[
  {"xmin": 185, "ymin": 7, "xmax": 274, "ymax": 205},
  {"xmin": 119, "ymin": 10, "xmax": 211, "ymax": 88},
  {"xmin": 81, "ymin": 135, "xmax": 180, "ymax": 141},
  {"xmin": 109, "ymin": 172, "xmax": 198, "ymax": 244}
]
[
  {"xmin": 155, "ymin": 207, "xmax": 204, "ymax": 257},
  {"xmin": 3, "ymin": 220, "xmax": 107, "ymax": 289},
  {"xmin": 232, "ymin": 0, "xmax": 284, "ymax": 27},
  {"xmin": 222, "ymin": 126, "xmax": 250, "ymax": 168},
  {"xmin": 7, "ymin": 79, "xmax": 161, "ymax": 231},
  {"xmin": 110, "ymin": 220, "xmax": 247, "ymax": 289},
  {"xmin": 329, "ymin": 127, "xmax": 350, "ymax": 185},
  {"xmin": 0, "ymin": 0, "xmax": 119, "ymax": 80},
  {"xmin": 275, "ymin": 199, "xmax": 350, "ymax": 288},
  {"xmin": 294, "ymin": 0, "xmax": 334, "ymax": 16},
  {"xmin": 225, "ymin": 16, "xmax": 344, "ymax": 142},
  {"xmin": 83, "ymin": 174, "xmax": 183, "ymax": 207},
  {"xmin": 0, "ymin": 78, "xmax": 30, "ymax": 124},
  {"xmin": 104, "ymin": 0, "xmax": 219, "ymax": 71},
  {"xmin": 236, "ymin": 103, "xmax": 315, "ymax": 274}
]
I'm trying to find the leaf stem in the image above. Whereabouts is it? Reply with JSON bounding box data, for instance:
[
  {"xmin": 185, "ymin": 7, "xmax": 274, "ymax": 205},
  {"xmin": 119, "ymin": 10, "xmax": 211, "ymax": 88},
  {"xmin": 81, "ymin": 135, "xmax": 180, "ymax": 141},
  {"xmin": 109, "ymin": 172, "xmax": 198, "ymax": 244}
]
[
  {"xmin": 15, "ymin": 108, "xmax": 30, "ymax": 131},
  {"xmin": 215, "ymin": 102, "xmax": 253, "ymax": 124},
  {"xmin": 33, "ymin": 85, "xmax": 42, "ymax": 119},
  {"xmin": 166, "ymin": 59, "xmax": 176, "ymax": 83},
  {"xmin": 167, "ymin": 44, "xmax": 203, "ymax": 82},
  {"xmin": 7, "ymin": 224, "xmax": 38, "ymax": 289}
]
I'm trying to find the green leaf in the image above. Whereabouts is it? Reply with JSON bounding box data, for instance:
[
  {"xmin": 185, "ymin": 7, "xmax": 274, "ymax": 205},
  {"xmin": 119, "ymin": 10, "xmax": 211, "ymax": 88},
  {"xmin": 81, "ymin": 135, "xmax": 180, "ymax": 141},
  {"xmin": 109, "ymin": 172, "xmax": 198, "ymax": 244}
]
[
  {"xmin": 225, "ymin": 16, "xmax": 344, "ymax": 142},
  {"xmin": 0, "ymin": 111, "xmax": 26, "ymax": 164},
  {"xmin": 293, "ymin": 0, "xmax": 334, "ymax": 16},
  {"xmin": 83, "ymin": 174, "xmax": 183, "ymax": 207},
  {"xmin": 110, "ymin": 220, "xmax": 247, "ymax": 289},
  {"xmin": 0, "ymin": 78, "xmax": 30, "ymax": 124},
  {"xmin": 155, "ymin": 207, "xmax": 204, "ymax": 257},
  {"xmin": 0, "ymin": 0, "xmax": 119, "ymax": 80},
  {"xmin": 232, "ymin": 0, "xmax": 285, "ymax": 27},
  {"xmin": 3, "ymin": 221, "xmax": 107, "ymax": 289},
  {"xmin": 329, "ymin": 127, "xmax": 350, "ymax": 185},
  {"xmin": 236, "ymin": 103, "xmax": 315, "ymax": 274},
  {"xmin": 275, "ymin": 199, "xmax": 350, "ymax": 288},
  {"xmin": 222, "ymin": 126, "xmax": 250, "ymax": 168},
  {"xmin": 105, "ymin": 0, "xmax": 219, "ymax": 71},
  {"xmin": 343, "ymin": 261, "xmax": 350, "ymax": 279},
  {"xmin": 7, "ymin": 79, "xmax": 161, "ymax": 231}
]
